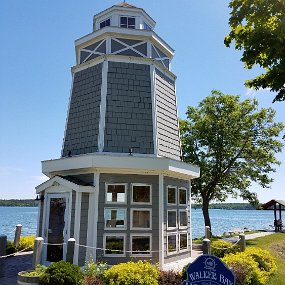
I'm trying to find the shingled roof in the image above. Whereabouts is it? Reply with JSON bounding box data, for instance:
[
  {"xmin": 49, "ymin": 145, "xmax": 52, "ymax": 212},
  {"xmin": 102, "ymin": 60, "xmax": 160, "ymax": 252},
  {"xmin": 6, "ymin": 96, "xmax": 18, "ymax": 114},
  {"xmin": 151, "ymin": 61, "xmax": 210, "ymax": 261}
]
[
  {"xmin": 262, "ymin": 199, "xmax": 285, "ymax": 210},
  {"xmin": 117, "ymin": 2, "xmax": 138, "ymax": 8}
]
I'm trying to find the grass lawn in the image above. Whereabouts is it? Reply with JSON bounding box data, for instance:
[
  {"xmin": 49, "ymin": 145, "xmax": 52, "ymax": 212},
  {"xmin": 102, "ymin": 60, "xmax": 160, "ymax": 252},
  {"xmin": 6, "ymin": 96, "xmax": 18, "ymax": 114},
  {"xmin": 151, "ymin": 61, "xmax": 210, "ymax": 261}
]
[{"xmin": 247, "ymin": 233, "xmax": 285, "ymax": 285}]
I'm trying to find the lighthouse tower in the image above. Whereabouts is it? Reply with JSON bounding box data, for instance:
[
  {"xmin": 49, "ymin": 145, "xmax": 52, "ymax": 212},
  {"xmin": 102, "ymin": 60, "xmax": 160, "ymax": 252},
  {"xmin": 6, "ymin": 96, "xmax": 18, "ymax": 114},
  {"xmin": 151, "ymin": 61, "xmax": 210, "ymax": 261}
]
[{"xmin": 36, "ymin": 3, "xmax": 199, "ymax": 268}]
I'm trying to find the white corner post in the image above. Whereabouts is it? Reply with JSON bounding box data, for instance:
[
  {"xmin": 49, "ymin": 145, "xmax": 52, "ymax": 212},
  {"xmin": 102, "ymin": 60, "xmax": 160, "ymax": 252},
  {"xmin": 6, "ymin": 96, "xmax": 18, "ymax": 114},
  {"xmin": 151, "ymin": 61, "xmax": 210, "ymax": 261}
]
[
  {"xmin": 158, "ymin": 174, "xmax": 164, "ymax": 268},
  {"xmin": 98, "ymin": 60, "xmax": 108, "ymax": 152}
]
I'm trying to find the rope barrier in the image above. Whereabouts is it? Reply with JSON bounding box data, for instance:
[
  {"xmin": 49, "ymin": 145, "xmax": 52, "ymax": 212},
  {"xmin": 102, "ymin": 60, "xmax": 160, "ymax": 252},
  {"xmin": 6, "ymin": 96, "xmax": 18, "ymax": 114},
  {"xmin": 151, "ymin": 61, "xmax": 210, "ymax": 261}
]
[
  {"xmin": 0, "ymin": 246, "xmax": 33, "ymax": 259},
  {"xmin": 210, "ymin": 238, "xmax": 241, "ymax": 250}
]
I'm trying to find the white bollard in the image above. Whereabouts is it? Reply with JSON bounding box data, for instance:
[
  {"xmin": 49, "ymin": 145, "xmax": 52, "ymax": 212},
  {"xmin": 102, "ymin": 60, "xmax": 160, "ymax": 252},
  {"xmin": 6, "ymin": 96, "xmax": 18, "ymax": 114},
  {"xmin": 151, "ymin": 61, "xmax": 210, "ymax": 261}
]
[
  {"xmin": 32, "ymin": 237, "xmax": 44, "ymax": 269},
  {"xmin": 14, "ymin": 224, "xmax": 22, "ymax": 248},
  {"xmin": 239, "ymin": 233, "xmax": 246, "ymax": 252},
  {"xmin": 203, "ymin": 238, "xmax": 211, "ymax": 255},
  {"xmin": 205, "ymin": 226, "xmax": 211, "ymax": 239},
  {"xmin": 66, "ymin": 238, "xmax": 76, "ymax": 264}
]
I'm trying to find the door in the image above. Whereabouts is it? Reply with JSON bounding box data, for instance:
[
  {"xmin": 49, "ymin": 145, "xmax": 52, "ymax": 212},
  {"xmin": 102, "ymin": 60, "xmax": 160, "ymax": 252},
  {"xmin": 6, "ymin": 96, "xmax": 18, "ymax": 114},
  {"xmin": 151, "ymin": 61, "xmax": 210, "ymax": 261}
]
[{"xmin": 43, "ymin": 193, "xmax": 69, "ymax": 264}]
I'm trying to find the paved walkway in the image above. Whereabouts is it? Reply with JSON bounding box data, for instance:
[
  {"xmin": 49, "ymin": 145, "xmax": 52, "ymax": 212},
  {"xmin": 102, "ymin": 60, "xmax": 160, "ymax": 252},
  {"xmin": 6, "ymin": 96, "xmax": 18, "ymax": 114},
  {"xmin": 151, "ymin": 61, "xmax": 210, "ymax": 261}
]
[{"xmin": 0, "ymin": 251, "xmax": 33, "ymax": 285}]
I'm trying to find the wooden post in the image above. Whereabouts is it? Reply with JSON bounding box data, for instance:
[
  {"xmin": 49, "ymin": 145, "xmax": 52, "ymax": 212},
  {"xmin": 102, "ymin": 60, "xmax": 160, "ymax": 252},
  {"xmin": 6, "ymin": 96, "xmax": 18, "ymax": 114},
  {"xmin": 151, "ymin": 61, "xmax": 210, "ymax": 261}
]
[
  {"xmin": 203, "ymin": 238, "xmax": 211, "ymax": 255},
  {"xmin": 239, "ymin": 233, "xmax": 246, "ymax": 252},
  {"xmin": 32, "ymin": 237, "xmax": 44, "ymax": 269},
  {"xmin": 66, "ymin": 238, "xmax": 76, "ymax": 264},
  {"xmin": 205, "ymin": 226, "xmax": 211, "ymax": 239},
  {"xmin": 0, "ymin": 235, "xmax": 7, "ymax": 257},
  {"xmin": 0, "ymin": 235, "xmax": 7, "ymax": 278},
  {"xmin": 14, "ymin": 224, "xmax": 22, "ymax": 248}
]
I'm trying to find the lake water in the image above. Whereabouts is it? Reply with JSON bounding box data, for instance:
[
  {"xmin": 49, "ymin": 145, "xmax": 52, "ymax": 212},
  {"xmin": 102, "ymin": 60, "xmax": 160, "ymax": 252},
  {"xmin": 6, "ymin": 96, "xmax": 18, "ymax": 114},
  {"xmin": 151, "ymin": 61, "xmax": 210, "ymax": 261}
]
[{"xmin": 0, "ymin": 207, "xmax": 275, "ymax": 240}]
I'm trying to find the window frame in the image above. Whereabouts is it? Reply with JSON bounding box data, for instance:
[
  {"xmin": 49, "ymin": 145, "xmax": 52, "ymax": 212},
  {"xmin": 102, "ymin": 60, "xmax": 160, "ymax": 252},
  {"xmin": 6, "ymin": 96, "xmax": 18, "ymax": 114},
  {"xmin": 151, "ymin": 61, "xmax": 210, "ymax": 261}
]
[
  {"xmin": 179, "ymin": 188, "xmax": 187, "ymax": 205},
  {"xmin": 130, "ymin": 234, "xmax": 152, "ymax": 257},
  {"xmin": 120, "ymin": 16, "xmax": 136, "ymax": 29},
  {"xmin": 131, "ymin": 183, "xmax": 152, "ymax": 205},
  {"xmin": 104, "ymin": 208, "xmax": 127, "ymax": 230},
  {"xmin": 179, "ymin": 232, "xmax": 188, "ymax": 252},
  {"xmin": 179, "ymin": 209, "xmax": 188, "ymax": 229},
  {"xmin": 103, "ymin": 234, "xmax": 126, "ymax": 257},
  {"xmin": 130, "ymin": 208, "xmax": 152, "ymax": 230},
  {"xmin": 167, "ymin": 233, "xmax": 178, "ymax": 255},
  {"xmin": 99, "ymin": 18, "xmax": 111, "ymax": 29},
  {"xmin": 167, "ymin": 186, "xmax": 177, "ymax": 205},
  {"xmin": 167, "ymin": 209, "xmax": 177, "ymax": 230},
  {"xmin": 105, "ymin": 183, "xmax": 127, "ymax": 204}
]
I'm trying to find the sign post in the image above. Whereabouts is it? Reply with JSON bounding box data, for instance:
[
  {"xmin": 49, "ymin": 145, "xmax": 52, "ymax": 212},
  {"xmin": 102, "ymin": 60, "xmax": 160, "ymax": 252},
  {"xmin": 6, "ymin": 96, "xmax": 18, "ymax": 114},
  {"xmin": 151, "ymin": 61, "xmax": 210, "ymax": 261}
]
[{"xmin": 183, "ymin": 255, "xmax": 236, "ymax": 285}]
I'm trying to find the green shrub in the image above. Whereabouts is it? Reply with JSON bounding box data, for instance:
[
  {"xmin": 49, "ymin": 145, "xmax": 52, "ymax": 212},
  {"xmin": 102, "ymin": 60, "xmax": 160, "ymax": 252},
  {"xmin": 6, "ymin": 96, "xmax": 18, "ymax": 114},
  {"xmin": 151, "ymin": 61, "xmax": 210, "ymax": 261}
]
[
  {"xmin": 17, "ymin": 236, "xmax": 35, "ymax": 251},
  {"xmin": 82, "ymin": 259, "xmax": 108, "ymax": 285},
  {"xmin": 20, "ymin": 265, "xmax": 47, "ymax": 277},
  {"xmin": 245, "ymin": 247, "xmax": 277, "ymax": 278},
  {"xmin": 103, "ymin": 260, "xmax": 159, "ymax": 285},
  {"xmin": 158, "ymin": 270, "xmax": 182, "ymax": 285},
  {"xmin": 222, "ymin": 252, "xmax": 266, "ymax": 285},
  {"xmin": 39, "ymin": 260, "xmax": 83, "ymax": 285},
  {"xmin": 82, "ymin": 259, "xmax": 108, "ymax": 278},
  {"xmin": 6, "ymin": 240, "xmax": 15, "ymax": 254},
  {"xmin": 181, "ymin": 264, "xmax": 189, "ymax": 281},
  {"xmin": 211, "ymin": 240, "xmax": 239, "ymax": 258}
]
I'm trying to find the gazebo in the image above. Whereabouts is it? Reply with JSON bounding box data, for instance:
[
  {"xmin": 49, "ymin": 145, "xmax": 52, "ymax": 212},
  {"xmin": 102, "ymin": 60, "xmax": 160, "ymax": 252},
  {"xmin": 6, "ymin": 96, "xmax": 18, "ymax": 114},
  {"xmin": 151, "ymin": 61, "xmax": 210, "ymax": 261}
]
[{"xmin": 262, "ymin": 199, "xmax": 285, "ymax": 231}]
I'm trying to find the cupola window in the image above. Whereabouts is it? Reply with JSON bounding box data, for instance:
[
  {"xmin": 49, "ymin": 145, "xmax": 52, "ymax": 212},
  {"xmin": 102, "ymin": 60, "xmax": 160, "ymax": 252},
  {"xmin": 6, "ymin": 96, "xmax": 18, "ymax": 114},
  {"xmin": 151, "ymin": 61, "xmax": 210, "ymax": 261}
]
[
  {"xmin": 143, "ymin": 22, "xmax": 152, "ymax": 31},
  {"xmin": 100, "ymin": 18, "xmax": 110, "ymax": 29},
  {"xmin": 120, "ymin": 16, "xmax": 135, "ymax": 29}
]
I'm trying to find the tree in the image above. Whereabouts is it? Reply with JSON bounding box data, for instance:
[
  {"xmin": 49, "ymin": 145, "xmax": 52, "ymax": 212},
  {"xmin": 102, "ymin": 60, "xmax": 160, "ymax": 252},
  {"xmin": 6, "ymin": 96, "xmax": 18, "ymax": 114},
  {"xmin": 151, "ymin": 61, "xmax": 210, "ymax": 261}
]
[
  {"xmin": 180, "ymin": 90, "xmax": 284, "ymax": 229},
  {"xmin": 225, "ymin": 0, "xmax": 285, "ymax": 102}
]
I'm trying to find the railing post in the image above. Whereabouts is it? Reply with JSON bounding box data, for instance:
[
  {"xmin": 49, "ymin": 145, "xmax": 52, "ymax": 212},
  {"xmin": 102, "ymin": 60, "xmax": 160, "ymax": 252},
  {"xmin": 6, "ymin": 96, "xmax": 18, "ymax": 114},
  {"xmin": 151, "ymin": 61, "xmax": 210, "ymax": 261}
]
[
  {"xmin": 0, "ymin": 235, "xmax": 7, "ymax": 257},
  {"xmin": 14, "ymin": 224, "xmax": 22, "ymax": 248},
  {"xmin": 203, "ymin": 238, "xmax": 211, "ymax": 255},
  {"xmin": 0, "ymin": 235, "xmax": 7, "ymax": 277},
  {"xmin": 32, "ymin": 237, "xmax": 44, "ymax": 269},
  {"xmin": 239, "ymin": 233, "xmax": 246, "ymax": 252},
  {"xmin": 66, "ymin": 238, "xmax": 76, "ymax": 264},
  {"xmin": 205, "ymin": 226, "xmax": 211, "ymax": 239}
]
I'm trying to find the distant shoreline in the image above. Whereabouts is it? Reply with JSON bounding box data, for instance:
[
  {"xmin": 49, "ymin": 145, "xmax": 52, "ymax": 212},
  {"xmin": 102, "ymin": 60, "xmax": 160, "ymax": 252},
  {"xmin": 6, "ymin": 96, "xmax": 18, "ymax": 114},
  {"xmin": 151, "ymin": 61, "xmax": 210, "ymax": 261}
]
[
  {"xmin": 0, "ymin": 199, "xmax": 257, "ymax": 210},
  {"xmin": 0, "ymin": 199, "xmax": 38, "ymax": 207}
]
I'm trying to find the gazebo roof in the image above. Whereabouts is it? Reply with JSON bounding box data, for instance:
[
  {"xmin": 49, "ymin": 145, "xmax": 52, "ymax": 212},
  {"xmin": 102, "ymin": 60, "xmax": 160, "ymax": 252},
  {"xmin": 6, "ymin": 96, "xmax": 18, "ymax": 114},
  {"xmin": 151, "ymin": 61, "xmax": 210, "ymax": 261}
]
[{"xmin": 262, "ymin": 199, "xmax": 285, "ymax": 210}]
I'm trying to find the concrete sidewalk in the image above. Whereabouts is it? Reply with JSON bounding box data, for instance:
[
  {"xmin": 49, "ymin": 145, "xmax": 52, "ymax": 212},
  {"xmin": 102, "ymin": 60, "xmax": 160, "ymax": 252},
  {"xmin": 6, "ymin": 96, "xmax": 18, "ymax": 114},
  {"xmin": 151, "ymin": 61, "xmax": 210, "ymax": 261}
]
[{"xmin": 0, "ymin": 251, "xmax": 33, "ymax": 285}]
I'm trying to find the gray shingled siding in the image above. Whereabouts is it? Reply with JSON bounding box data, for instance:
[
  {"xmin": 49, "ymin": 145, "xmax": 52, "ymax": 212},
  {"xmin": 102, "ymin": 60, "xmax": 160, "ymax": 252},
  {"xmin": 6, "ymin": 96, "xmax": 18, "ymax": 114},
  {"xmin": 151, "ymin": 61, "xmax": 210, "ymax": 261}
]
[
  {"xmin": 62, "ymin": 63, "xmax": 103, "ymax": 157},
  {"xmin": 104, "ymin": 62, "xmax": 154, "ymax": 155},
  {"xmin": 78, "ymin": 193, "xmax": 89, "ymax": 266},
  {"xmin": 70, "ymin": 191, "xmax": 76, "ymax": 238},
  {"xmin": 96, "ymin": 173, "xmax": 159, "ymax": 265},
  {"xmin": 155, "ymin": 69, "xmax": 181, "ymax": 160},
  {"xmin": 163, "ymin": 176, "xmax": 191, "ymax": 263}
]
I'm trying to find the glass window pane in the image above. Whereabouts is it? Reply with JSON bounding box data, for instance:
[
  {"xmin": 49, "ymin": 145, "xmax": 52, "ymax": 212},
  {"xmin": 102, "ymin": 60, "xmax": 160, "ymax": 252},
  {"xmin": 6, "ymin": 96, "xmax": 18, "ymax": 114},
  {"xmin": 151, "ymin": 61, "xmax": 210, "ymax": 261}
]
[
  {"xmin": 132, "ymin": 210, "xmax": 150, "ymax": 228},
  {"xmin": 168, "ymin": 211, "xmax": 176, "ymax": 228},
  {"xmin": 105, "ymin": 236, "xmax": 124, "ymax": 255},
  {"xmin": 100, "ymin": 22, "xmax": 105, "ymax": 29},
  {"xmin": 132, "ymin": 236, "xmax": 150, "ymax": 255},
  {"xmin": 179, "ymin": 188, "xmax": 187, "ymax": 204},
  {"xmin": 106, "ymin": 19, "xmax": 110, "ymax": 26},
  {"xmin": 104, "ymin": 209, "xmax": 125, "ymax": 228},
  {"xmin": 106, "ymin": 185, "xmax": 126, "ymax": 203},
  {"xmin": 179, "ymin": 211, "xmax": 188, "ymax": 227},
  {"xmin": 180, "ymin": 234, "xmax": 188, "ymax": 250},
  {"xmin": 168, "ymin": 235, "xmax": 177, "ymax": 253},
  {"xmin": 132, "ymin": 185, "xmax": 151, "ymax": 203},
  {"xmin": 167, "ymin": 187, "xmax": 176, "ymax": 204},
  {"xmin": 120, "ymin": 17, "xmax": 127, "ymax": 27}
]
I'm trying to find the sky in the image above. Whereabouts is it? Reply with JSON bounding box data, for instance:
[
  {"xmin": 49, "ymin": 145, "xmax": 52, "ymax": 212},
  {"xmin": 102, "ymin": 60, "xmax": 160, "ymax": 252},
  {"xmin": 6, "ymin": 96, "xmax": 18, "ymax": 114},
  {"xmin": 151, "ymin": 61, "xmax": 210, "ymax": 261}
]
[{"xmin": 0, "ymin": 0, "xmax": 284, "ymax": 203}]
